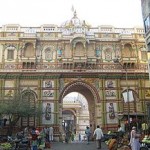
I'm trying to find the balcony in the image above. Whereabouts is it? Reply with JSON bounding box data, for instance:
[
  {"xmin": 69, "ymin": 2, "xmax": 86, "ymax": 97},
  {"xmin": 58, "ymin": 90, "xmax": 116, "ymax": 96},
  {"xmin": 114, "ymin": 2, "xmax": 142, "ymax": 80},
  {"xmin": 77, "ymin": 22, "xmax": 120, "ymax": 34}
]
[{"xmin": 0, "ymin": 62, "xmax": 148, "ymax": 74}]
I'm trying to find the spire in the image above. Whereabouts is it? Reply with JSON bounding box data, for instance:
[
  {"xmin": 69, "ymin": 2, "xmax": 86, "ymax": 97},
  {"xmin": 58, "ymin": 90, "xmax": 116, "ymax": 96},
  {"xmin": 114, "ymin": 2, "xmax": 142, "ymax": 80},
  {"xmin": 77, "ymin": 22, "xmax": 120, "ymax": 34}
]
[
  {"xmin": 71, "ymin": 5, "xmax": 77, "ymax": 18},
  {"xmin": 73, "ymin": 10, "xmax": 77, "ymax": 18}
]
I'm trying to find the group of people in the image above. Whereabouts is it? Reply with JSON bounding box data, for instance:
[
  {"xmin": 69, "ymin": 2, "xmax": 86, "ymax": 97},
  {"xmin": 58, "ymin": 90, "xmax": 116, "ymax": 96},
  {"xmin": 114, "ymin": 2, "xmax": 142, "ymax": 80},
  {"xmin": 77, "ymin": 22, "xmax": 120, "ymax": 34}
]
[
  {"xmin": 117, "ymin": 124, "xmax": 142, "ymax": 150},
  {"xmin": 84, "ymin": 124, "xmax": 143, "ymax": 150},
  {"xmin": 23, "ymin": 126, "xmax": 54, "ymax": 150},
  {"xmin": 85, "ymin": 125, "xmax": 104, "ymax": 149}
]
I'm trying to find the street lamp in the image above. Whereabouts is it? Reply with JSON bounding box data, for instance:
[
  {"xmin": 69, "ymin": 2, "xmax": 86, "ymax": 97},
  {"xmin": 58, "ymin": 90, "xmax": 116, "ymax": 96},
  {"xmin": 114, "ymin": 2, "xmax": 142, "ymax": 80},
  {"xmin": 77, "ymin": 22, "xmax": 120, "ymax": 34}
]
[{"xmin": 113, "ymin": 58, "xmax": 130, "ymax": 131}]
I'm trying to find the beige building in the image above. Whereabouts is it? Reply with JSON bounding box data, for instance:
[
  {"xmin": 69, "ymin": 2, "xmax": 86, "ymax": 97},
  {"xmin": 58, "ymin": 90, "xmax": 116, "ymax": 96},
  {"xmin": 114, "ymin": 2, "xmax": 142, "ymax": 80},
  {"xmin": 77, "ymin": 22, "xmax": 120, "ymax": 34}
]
[{"xmin": 0, "ymin": 11, "xmax": 149, "ymax": 137}]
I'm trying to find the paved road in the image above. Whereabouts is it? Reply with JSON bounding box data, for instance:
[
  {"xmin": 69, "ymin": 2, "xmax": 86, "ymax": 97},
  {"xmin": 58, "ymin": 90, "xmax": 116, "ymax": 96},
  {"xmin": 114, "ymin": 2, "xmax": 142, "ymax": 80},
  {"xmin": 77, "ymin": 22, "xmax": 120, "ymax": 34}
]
[{"xmin": 50, "ymin": 141, "xmax": 108, "ymax": 150}]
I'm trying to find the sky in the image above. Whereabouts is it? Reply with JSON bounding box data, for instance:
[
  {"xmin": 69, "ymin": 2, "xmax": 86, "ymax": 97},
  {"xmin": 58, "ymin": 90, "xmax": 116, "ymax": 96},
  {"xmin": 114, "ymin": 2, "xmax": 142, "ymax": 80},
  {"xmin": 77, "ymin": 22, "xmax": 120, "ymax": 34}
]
[{"xmin": 0, "ymin": 0, "xmax": 143, "ymax": 28}]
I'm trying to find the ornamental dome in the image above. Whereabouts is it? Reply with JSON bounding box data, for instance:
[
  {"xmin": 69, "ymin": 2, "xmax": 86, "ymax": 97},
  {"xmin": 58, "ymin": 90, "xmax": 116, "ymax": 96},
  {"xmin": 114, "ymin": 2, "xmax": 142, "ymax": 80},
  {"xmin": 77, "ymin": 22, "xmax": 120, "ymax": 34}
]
[{"xmin": 61, "ymin": 11, "xmax": 90, "ymax": 28}]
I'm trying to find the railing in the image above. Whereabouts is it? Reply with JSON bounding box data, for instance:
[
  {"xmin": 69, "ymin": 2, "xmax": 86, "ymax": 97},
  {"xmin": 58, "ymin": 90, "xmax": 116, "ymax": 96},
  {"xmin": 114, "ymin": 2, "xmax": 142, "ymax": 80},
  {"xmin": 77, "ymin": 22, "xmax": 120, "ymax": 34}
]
[
  {"xmin": 0, "ymin": 63, "xmax": 148, "ymax": 73},
  {"xmin": 0, "ymin": 25, "xmax": 144, "ymax": 35}
]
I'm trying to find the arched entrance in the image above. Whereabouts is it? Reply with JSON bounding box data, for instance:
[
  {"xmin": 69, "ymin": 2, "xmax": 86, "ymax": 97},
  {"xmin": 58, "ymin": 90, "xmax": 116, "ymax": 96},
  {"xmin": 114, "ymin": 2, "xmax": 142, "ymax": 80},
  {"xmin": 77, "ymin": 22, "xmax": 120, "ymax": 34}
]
[
  {"xmin": 59, "ymin": 80, "xmax": 100, "ymax": 132},
  {"xmin": 21, "ymin": 89, "xmax": 37, "ymax": 127}
]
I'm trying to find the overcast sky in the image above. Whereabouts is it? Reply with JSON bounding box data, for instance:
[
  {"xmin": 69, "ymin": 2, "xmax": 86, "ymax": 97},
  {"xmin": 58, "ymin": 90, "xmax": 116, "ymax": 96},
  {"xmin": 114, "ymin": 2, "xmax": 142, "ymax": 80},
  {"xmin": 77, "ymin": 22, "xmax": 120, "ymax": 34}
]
[{"xmin": 0, "ymin": 0, "xmax": 143, "ymax": 28}]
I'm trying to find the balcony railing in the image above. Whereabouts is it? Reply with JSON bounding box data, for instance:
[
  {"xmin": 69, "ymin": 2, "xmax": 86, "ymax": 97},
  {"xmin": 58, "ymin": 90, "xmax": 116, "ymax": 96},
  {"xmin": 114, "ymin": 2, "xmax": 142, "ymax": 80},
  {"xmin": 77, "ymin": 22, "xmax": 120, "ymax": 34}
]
[{"xmin": 0, "ymin": 62, "xmax": 148, "ymax": 73}]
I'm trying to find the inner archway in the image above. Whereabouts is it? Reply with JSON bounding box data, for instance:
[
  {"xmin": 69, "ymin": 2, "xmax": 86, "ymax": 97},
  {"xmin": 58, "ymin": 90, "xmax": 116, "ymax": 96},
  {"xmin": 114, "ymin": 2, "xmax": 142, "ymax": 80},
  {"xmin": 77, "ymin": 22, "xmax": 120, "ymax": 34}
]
[
  {"xmin": 59, "ymin": 80, "xmax": 100, "ymax": 134},
  {"xmin": 63, "ymin": 92, "xmax": 90, "ymax": 140}
]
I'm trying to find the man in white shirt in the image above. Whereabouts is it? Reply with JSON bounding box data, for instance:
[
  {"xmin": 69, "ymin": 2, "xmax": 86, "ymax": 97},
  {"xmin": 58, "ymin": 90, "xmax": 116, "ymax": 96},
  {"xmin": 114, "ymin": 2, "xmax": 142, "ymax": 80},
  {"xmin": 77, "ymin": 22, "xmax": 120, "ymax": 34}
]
[
  {"xmin": 93, "ymin": 125, "xmax": 104, "ymax": 149},
  {"xmin": 49, "ymin": 126, "xmax": 54, "ymax": 142}
]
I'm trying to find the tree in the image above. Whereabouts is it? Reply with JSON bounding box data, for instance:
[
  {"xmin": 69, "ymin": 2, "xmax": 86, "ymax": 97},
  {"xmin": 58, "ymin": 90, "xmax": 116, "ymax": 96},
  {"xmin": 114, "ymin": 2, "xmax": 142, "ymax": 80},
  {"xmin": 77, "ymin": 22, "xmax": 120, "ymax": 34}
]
[{"xmin": 0, "ymin": 94, "xmax": 42, "ymax": 135}]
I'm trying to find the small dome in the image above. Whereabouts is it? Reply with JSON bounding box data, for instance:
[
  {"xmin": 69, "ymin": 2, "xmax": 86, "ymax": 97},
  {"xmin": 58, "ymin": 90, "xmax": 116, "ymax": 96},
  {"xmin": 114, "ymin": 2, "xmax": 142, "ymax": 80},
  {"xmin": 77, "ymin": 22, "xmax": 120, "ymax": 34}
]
[{"xmin": 61, "ymin": 11, "xmax": 90, "ymax": 28}]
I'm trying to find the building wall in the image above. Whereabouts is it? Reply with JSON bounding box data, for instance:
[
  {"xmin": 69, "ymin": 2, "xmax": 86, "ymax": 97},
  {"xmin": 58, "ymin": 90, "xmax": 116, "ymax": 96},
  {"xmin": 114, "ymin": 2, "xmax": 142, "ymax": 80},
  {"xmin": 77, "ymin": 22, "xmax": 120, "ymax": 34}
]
[
  {"xmin": 0, "ymin": 15, "xmax": 148, "ymax": 132},
  {"xmin": 141, "ymin": 0, "xmax": 150, "ymax": 52}
]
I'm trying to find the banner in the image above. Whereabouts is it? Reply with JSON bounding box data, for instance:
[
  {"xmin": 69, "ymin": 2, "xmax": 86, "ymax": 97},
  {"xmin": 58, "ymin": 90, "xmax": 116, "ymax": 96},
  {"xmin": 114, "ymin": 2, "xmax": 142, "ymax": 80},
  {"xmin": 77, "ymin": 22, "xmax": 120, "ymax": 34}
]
[{"xmin": 122, "ymin": 91, "xmax": 134, "ymax": 103}]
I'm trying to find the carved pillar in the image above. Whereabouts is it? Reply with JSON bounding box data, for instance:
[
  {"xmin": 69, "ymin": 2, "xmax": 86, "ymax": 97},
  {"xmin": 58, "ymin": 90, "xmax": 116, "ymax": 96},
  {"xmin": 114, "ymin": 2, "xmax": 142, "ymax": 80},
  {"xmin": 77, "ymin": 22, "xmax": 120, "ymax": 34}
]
[{"xmin": 2, "ymin": 44, "xmax": 6, "ymax": 64}]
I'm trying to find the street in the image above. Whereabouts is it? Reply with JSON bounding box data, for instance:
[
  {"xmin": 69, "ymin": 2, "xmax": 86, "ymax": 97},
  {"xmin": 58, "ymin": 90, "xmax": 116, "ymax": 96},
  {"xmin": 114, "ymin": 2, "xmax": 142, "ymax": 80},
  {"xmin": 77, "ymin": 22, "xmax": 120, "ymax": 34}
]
[{"xmin": 50, "ymin": 141, "xmax": 108, "ymax": 150}]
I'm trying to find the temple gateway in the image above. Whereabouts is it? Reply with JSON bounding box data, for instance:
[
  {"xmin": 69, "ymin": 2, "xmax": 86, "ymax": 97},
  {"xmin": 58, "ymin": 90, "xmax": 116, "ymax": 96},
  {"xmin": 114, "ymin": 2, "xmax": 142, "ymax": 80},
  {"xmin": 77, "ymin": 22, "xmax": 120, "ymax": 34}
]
[{"xmin": 0, "ymin": 11, "xmax": 149, "ymax": 140}]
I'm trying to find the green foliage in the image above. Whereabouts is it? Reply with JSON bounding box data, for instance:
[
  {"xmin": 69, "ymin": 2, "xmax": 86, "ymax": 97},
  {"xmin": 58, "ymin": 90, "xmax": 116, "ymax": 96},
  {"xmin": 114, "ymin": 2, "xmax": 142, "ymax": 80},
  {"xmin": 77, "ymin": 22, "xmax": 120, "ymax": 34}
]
[
  {"xmin": 0, "ymin": 142, "xmax": 12, "ymax": 150},
  {"xmin": 0, "ymin": 94, "xmax": 42, "ymax": 135},
  {"xmin": 0, "ymin": 94, "xmax": 42, "ymax": 117}
]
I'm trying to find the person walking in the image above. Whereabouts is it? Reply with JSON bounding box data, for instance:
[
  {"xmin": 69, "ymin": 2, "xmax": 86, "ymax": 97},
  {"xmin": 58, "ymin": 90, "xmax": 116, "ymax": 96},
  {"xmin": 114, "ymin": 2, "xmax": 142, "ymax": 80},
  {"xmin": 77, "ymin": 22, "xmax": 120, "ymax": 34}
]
[
  {"xmin": 129, "ymin": 126, "xmax": 140, "ymax": 150},
  {"xmin": 38, "ymin": 128, "xmax": 46, "ymax": 149},
  {"xmin": 23, "ymin": 126, "xmax": 29, "ymax": 138},
  {"xmin": 30, "ymin": 127, "xmax": 38, "ymax": 150},
  {"xmin": 49, "ymin": 126, "xmax": 54, "ymax": 142},
  {"xmin": 78, "ymin": 132, "xmax": 81, "ymax": 142},
  {"xmin": 93, "ymin": 125, "xmax": 104, "ymax": 149},
  {"xmin": 117, "ymin": 124, "xmax": 124, "ymax": 138},
  {"xmin": 65, "ymin": 130, "xmax": 72, "ymax": 143},
  {"xmin": 85, "ymin": 126, "xmax": 91, "ymax": 144}
]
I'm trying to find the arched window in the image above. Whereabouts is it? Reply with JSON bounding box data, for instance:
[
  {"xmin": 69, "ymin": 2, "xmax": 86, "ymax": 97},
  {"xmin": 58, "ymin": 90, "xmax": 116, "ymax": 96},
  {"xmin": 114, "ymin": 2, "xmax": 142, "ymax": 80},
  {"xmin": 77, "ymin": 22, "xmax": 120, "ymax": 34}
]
[
  {"xmin": 7, "ymin": 46, "xmax": 15, "ymax": 60},
  {"xmin": 24, "ymin": 43, "xmax": 35, "ymax": 57},
  {"xmin": 74, "ymin": 42, "xmax": 84, "ymax": 56},
  {"xmin": 122, "ymin": 44, "xmax": 132, "ymax": 57},
  {"xmin": 21, "ymin": 90, "xmax": 36, "ymax": 127},
  {"xmin": 7, "ymin": 49, "xmax": 14, "ymax": 60}
]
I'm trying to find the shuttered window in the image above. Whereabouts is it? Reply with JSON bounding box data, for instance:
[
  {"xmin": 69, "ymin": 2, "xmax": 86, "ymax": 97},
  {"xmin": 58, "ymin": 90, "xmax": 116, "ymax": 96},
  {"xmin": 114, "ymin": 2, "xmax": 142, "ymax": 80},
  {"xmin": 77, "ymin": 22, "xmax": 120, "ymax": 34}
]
[{"xmin": 7, "ymin": 50, "xmax": 14, "ymax": 60}]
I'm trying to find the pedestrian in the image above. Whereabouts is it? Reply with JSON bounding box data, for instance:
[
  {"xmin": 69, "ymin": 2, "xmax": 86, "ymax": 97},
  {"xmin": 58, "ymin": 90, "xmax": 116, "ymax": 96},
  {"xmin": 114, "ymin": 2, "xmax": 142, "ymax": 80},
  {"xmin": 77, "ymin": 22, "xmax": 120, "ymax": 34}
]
[
  {"xmin": 65, "ymin": 130, "xmax": 72, "ymax": 143},
  {"xmin": 38, "ymin": 128, "xmax": 46, "ymax": 149},
  {"xmin": 30, "ymin": 127, "xmax": 38, "ymax": 150},
  {"xmin": 129, "ymin": 126, "xmax": 140, "ymax": 150},
  {"xmin": 117, "ymin": 124, "xmax": 124, "ymax": 137},
  {"xmin": 49, "ymin": 126, "xmax": 54, "ymax": 142},
  {"xmin": 45, "ymin": 126, "xmax": 49, "ymax": 142},
  {"xmin": 93, "ymin": 125, "xmax": 104, "ymax": 149},
  {"xmin": 118, "ymin": 124, "xmax": 123, "ymax": 132},
  {"xmin": 78, "ymin": 132, "xmax": 81, "ymax": 142},
  {"xmin": 23, "ymin": 126, "xmax": 29, "ymax": 138},
  {"xmin": 71, "ymin": 132, "xmax": 74, "ymax": 142},
  {"xmin": 85, "ymin": 126, "xmax": 91, "ymax": 144}
]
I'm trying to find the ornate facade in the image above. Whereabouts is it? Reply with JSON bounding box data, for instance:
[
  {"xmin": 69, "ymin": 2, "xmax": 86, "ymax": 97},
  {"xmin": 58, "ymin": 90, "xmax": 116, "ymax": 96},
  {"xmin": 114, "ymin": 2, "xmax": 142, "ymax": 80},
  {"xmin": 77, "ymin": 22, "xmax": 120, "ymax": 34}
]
[{"xmin": 0, "ymin": 11, "xmax": 149, "ymax": 137}]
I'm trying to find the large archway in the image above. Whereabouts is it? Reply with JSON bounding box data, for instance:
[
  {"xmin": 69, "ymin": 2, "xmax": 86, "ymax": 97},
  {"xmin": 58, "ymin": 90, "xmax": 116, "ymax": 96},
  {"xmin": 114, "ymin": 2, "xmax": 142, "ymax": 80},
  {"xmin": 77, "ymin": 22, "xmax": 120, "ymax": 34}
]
[{"xmin": 59, "ymin": 80, "xmax": 100, "ymax": 132}]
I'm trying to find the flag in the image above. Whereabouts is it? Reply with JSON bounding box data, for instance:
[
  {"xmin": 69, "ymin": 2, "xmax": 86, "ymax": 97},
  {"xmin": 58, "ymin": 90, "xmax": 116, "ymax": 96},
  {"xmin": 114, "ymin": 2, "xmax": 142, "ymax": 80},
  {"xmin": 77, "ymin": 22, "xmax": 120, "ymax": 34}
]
[{"xmin": 122, "ymin": 91, "xmax": 134, "ymax": 103}]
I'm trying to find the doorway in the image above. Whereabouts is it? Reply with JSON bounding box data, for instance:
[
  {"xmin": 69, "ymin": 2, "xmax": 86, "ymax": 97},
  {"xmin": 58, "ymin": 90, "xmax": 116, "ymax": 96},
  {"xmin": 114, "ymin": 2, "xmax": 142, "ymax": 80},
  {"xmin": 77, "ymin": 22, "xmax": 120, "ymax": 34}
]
[{"xmin": 59, "ymin": 80, "xmax": 100, "ymax": 134}]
